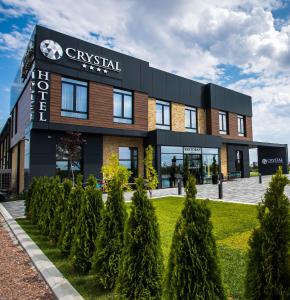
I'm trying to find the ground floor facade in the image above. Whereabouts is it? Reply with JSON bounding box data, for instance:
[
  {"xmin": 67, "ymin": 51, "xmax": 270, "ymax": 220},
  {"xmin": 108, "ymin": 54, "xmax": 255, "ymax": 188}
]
[{"xmin": 3, "ymin": 126, "xmax": 288, "ymax": 193}]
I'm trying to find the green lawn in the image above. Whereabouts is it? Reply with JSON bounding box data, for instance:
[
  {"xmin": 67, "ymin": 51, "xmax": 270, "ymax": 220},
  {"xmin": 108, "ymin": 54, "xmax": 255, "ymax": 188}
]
[{"xmin": 17, "ymin": 197, "xmax": 258, "ymax": 300}]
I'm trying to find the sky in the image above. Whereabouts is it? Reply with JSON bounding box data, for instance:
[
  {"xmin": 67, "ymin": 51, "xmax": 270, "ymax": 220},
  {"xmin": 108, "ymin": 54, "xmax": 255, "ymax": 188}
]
[{"xmin": 0, "ymin": 0, "xmax": 290, "ymax": 162}]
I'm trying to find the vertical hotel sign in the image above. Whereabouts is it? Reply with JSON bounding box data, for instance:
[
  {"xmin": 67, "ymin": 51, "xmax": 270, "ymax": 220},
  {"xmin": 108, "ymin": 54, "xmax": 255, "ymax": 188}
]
[{"xmin": 31, "ymin": 69, "xmax": 50, "ymax": 122}]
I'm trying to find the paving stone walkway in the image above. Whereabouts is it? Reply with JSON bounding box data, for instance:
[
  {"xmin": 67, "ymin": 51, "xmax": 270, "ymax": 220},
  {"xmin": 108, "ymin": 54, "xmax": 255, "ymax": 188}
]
[{"xmin": 3, "ymin": 175, "xmax": 290, "ymax": 219}]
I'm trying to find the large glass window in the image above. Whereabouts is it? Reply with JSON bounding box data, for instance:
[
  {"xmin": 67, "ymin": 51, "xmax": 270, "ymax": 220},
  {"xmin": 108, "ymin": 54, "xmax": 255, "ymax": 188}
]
[
  {"xmin": 119, "ymin": 147, "xmax": 138, "ymax": 180},
  {"xmin": 156, "ymin": 100, "xmax": 170, "ymax": 130},
  {"xmin": 61, "ymin": 77, "xmax": 88, "ymax": 119},
  {"xmin": 161, "ymin": 146, "xmax": 183, "ymax": 188},
  {"xmin": 237, "ymin": 115, "xmax": 245, "ymax": 136},
  {"xmin": 202, "ymin": 148, "xmax": 219, "ymax": 184},
  {"xmin": 56, "ymin": 140, "xmax": 82, "ymax": 180},
  {"xmin": 185, "ymin": 107, "xmax": 197, "ymax": 132},
  {"xmin": 219, "ymin": 111, "xmax": 228, "ymax": 134},
  {"xmin": 114, "ymin": 89, "xmax": 133, "ymax": 124}
]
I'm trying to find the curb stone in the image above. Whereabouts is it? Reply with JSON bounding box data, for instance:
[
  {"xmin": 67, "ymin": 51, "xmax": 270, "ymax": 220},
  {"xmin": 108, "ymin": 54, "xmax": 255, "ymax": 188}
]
[{"xmin": 0, "ymin": 203, "xmax": 84, "ymax": 300}]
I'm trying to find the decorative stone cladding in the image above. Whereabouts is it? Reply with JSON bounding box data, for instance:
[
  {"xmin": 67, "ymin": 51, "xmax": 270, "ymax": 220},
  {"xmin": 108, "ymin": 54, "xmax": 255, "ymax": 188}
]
[
  {"xmin": 103, "ymin": 135, "xmax": 144, "ymax": 176},
  {"xmin": 148, "ymin": 98, "xmax": 156, "ymax": 131},
  {"xmin": 171, "ymin": 103, "xmax": 185, "ymax": 132},
  {"xmin": 221, "ymin": 144, "xmax": 228, "ymax": 177}
]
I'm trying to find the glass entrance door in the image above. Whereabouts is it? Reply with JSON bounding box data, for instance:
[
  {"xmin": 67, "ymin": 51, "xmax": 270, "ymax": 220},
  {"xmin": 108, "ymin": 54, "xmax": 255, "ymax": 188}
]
[{"xmin": 184, "ymin": 154, "xmax": 202, "ymax": 184}]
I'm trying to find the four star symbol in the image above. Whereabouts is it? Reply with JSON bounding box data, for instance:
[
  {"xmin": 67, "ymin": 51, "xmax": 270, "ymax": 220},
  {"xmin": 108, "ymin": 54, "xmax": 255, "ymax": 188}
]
[{"xmin": 82, "ymin": 63, "xmax": 109, "ymax": 74}]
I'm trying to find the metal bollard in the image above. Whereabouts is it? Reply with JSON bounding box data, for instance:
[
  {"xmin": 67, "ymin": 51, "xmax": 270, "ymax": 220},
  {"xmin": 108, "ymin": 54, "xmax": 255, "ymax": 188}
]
[
  {"xmin": 178, "ymin": 179, "xmax": 182, "ymax": 195},
  {"xmin": 259, "ymin": 173, "xmax": 262, "ymax": 184},
  {"xmin": 218, "ymin": 174, "xmax": 223, "ymax": 199}
]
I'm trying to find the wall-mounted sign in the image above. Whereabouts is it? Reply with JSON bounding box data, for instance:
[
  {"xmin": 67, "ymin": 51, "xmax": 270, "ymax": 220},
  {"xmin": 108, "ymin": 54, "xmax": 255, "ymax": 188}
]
[
  {"xmin": 261, "ymin": 158, "xmax": 283, "ymax": 165},
  {"xmin": 31, "ymin": 69, "xmax": 50, "ymax": 122},
  {"xmin": 40, "ymin": 39, "xmax": 121, "ymax": 75},
  {"xmin": 184, "ymin": 147, "xmax": 201, "ymax": 154}
]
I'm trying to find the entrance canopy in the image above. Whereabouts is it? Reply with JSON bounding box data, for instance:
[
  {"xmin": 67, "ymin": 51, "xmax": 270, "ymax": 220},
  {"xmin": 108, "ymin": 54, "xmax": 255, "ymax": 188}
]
[{"xmin": 224, "ymin": 139, "xmax": 288, "ymax": 176}]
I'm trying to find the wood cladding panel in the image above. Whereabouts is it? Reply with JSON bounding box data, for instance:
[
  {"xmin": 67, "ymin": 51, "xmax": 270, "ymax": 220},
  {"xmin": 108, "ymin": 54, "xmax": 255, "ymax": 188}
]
[
  {"xmin": 208, "ymin": 108, "xmax": 253, "ymax": 141},
  {"xmin": 50, "ymin": 74, "xmax": 148, "ymax": 131}
]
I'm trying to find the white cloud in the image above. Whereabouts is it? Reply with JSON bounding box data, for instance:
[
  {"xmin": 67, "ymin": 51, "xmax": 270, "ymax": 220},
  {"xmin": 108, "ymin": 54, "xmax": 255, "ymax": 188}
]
[{"xmin": 0, "ymin": 0, "xmax": 290, "ymax": 152}]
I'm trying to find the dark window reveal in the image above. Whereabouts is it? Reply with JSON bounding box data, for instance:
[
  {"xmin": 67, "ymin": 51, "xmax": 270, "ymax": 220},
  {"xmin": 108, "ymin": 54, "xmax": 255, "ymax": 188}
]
[
  {"xmin": 61, "ymin": 77, "xmax": 88, "ymax": 119},
  {"xmin": 185, "ymin": 107, "xmax": 197, "ymax": 133},
  {"xmin": 56, "ymin": 141, "xmax": 82, "ymax": 180},
  {"xmin": 119, "ymin": 147, "xmax": 138, "ymax": 180},
  {"xmin": 113, "ymin": 89, "xmax": 133, "ymax": 124},
  {"xmin": 238, "ymin": 115, "xmax": 245, "ymax": 136},
  {"xmin": 156, "ymin": 100, "xmax": 170, "ymax": 130},
  {"xmin": 219, "ymin": 111, "xmax": 228, "ymax": 135}
]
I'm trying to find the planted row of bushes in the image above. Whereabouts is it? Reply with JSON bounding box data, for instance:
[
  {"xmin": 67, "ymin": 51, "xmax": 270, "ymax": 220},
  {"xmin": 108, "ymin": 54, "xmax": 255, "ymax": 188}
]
[{"xmin": 25, "ymin": 163, "xmax": 290, "ymax": 299}]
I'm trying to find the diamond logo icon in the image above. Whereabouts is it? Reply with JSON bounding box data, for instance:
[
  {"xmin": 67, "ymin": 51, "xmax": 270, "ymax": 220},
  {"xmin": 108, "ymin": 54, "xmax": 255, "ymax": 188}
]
[{"xmin": 40, "ymin": 40, "xmax": 63, "ymax": 60}]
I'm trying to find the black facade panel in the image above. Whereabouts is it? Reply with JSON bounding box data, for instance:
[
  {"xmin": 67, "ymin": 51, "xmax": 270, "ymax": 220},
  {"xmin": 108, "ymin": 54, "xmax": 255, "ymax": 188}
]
[
  {"xmin": 146, "ymin": 130, "xmax": 222, "ymax": 148},
  {"xmin": 207, "ymin": 84, "xmax": 252, "ymax": 116},
  {"xmin": 227, "ymin": 144, "xmax": 250, "ymax": 178},
  {"xmin": 258, "ymin": 146, "xmax": 288, "ymax": 175},
  {"xmin": 30, "ymin": 130, "xmax": 56, "ymax": 178},
  {"xmin": 83, "ymin": 134, "xmax": 103, "ymax": 180}
]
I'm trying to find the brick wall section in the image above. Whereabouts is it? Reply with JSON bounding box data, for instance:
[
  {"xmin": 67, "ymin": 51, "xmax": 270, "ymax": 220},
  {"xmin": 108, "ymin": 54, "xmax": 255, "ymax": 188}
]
[
  {"xmin": 221, "ymin": 144, "xmax": 228, "ymax": 176},
  {"xmin": 50, "ymin": 73, "xmax": 148, "ymax": 131},
  {"xmin": 197, "ymin": 108, "xmax": 207, "ymax": 134},
  {"xmin": 207, "ymin": 108, "xmax": 253, "ymax": 141},
  {"xmin": 171, "ymin": 103, "xmax": 185, "ymax": 132},
  {"xmin": 103, "ymin": 136, "xmax": 144, "ymax": 176},
  {"xmin": 11, "ymin": 81, "xmax": 31, "ymax": 148},
  {"xmin": 148, "ymin": 98, "xmax": 156, "ymax": 131}
]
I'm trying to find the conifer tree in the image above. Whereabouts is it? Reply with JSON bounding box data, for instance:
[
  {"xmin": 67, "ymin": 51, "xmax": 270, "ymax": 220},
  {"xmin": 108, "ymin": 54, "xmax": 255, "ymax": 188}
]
[
  {"xmin": 50, "ymin": 178, "xmax": 72, "ymax": 242},
  {"xmin": 245, "ymin": 167, "xmax": 290, "ymax": 300},
  {"xmin": 38, "ymin": 177, "xmax": 51, "ymax": 234},
  {"xmin": 30, "ymin": 177, "xmax": 44, "ymax": 225},
  {"xmin": 25, "ymin": 177, "xmax": 37, "ymax": 218},
  {"xmin": 70, "ymin": 175, "xmax": 103, "ymax": 273},
  {"xmin": 91, "ymin": 176, "xmax": 127, "ymax": 290},
  {"xmin": 115, "ymin": 177, "xmax": 163, "ymax": 299},
  {"xmin": 165, "ymin": 176, "xmax": 225, "ymax": 300},
  {"xmin": 58, "ymin": 175, "xmax": 84, "ymax": 255},
  {"xmin": 144, "ymin": 145, "xmax": 159, "ymax": 198}
]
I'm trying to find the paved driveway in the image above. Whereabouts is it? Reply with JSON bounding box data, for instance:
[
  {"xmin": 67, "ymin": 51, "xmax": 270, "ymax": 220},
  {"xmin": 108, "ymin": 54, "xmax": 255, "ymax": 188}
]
[{"xmin": 3, "ymin": 175, "xmax": 290, "ymax": 219}]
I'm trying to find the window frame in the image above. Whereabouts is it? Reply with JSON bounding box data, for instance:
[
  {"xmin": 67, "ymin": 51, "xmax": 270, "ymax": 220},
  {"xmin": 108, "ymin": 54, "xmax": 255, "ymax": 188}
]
[
  {"xmin": 118, "ymin": 146, "xmax": 138, "ymax": 179},
  {"xmin": 61, "ymin": 77, "xmax": 88, "ymax": 119},
  {"xmin": 113, "ymin": 88, "xmax": 133, "ymax": 124},
  {"xmin": 156, "ymin": 100, "xmax": 171, "ymax": 130},
  {"xmin": 237, "ymin": 115, "xmax": 246, "ymax": 137},
  {"xmin": 219, "ymin": 111, "xmax": 228, "ymax": 135},
  {"xmin": 185, "ymin": 106, "xmax": 197, "ymax": 133}
]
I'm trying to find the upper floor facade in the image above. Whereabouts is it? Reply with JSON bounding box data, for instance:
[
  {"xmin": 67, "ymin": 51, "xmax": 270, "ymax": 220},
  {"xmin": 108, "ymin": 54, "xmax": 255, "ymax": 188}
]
[{"xmin": 7, "ymin": 25, "xmax": 253, "ymax": 148}]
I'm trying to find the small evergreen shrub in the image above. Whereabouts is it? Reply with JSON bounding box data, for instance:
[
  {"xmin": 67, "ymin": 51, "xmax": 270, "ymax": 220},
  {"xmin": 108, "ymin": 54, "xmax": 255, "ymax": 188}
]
[
  {"xmin": 70, "ymin": 175, "xmax": 103, "ymax": 273},
  {"xmin": 115, "ymin": 177, "xmax": 163, "ymax": 300},
  {"xmin": 51, "ymin": 178, "xmax": 72, "ymax": 242},
  {"xmin": 245, "ymin": 167, "xmax": 290, "ymax": 299},
  {"xmin": 165, "ymin": 176, "xmax": 226, "ymax": 300},
  {"xmin": 91, "ymin": 176, "xmax": 127, "ymax": 290},
  {"xmin": 38, "ymin": 177, "xmax": 51, "ymax": 234},
  {"xmin": 144, "ymin": 145, "xmax": 159, "ymax": 198},
  {"xmin": 25, "ymin": 177, "xmax": 37, "ymax": 218},
  {"xmin": 58, "ymin": 175, "xmax": 84, "ymax": 255}
]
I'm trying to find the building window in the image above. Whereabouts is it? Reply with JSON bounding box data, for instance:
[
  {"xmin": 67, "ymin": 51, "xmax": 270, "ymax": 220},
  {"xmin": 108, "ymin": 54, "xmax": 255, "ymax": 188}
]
[
  {"xmin": 237, "ymin": 115, "xmax": 245, "ymax": 136},
  {"xmin": 56, "ymin": 141, "xmax": 82, "ymax": 180},
  {"xmin": 219, "ymin": 111, "xmax": 228, "ymax": 135},
  {"xmin": 61, "ymin": 77, "xmax": 88, "ymax": 119},
  {"xmin": 185, "ymin": 107, "xmax": 197, "ymax": 133},
  {"xmin": 113, "ymin": 89, "xmax": 133, "ymax": 124},
  {"xmin": 119, "ymin": 147, "xmax": 138, "ymax": 181},
  {"xmin": 156, "ymin": 100, "xmax": 170, "ymax": 130}
]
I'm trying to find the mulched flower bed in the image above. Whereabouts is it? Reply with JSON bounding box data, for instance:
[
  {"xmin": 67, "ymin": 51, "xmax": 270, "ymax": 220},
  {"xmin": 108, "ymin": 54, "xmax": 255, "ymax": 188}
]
[{"xmin": 0, "ymin": 215, "xmax": 55, "ymax": 300}]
